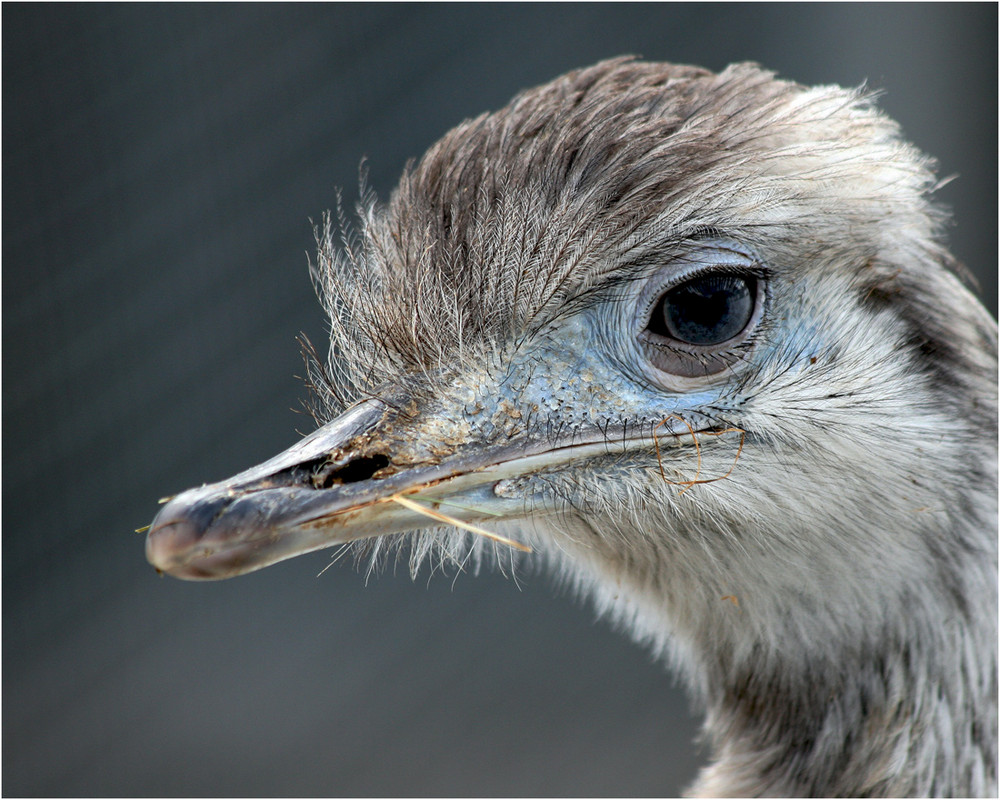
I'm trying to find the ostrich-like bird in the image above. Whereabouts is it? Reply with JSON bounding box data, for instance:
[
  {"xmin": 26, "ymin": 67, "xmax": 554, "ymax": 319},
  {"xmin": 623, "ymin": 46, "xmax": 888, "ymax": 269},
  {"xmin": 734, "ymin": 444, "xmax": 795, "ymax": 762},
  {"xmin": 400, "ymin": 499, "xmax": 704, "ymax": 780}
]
[{"xmin": 147, "ymin": 59, "xmax": 997, "ymax": 796}]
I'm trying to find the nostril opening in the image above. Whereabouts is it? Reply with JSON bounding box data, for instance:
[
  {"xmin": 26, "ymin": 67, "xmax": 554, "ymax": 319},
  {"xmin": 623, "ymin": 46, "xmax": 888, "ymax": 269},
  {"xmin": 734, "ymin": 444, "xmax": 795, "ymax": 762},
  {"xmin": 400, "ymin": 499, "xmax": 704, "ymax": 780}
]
[
  {"xmin": 311, "ymin": 454, "xmax": 391, "ymax": 488},
  {"xmin": 336, "ymin": 454, "xmax": 391, "ymax": 483}
]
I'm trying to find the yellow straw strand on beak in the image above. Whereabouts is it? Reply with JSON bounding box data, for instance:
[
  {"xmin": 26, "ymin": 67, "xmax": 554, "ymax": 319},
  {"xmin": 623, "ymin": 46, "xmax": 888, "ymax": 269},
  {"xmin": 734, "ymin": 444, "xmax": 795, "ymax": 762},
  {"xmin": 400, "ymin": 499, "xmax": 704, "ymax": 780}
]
[
  {"xmin": 431, "ymin": 497, "xmax": 505, "ymax": 516},
  {"xmin": 390, "ymin": 494, "xmax": 532, "ymax": 553}
]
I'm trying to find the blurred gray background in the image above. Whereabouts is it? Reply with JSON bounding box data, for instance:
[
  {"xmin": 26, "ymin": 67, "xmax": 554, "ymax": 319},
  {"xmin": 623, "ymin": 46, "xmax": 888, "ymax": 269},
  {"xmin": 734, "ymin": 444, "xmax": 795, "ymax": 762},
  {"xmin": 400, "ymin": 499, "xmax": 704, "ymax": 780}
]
[{"xmin": 4, "ymin": 4, "xmax": 996, "ymax": 796}]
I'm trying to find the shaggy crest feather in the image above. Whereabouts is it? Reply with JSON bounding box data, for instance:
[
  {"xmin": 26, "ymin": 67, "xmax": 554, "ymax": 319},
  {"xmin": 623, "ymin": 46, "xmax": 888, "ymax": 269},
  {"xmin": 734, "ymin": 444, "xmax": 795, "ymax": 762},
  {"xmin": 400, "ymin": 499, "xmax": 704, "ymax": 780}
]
[{"xmin": 150, "ymin": 58, "xmax": 997, "ymax": 796}]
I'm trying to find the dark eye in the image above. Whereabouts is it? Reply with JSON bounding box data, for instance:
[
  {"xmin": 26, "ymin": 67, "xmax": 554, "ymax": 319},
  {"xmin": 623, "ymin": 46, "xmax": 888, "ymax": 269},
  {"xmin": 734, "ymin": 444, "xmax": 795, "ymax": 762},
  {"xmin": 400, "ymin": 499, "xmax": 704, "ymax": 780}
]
[
  {"xmin": 647, "ymin": 274, "xmax": 756, "ymax": 346},
  {"xmin": 635, "ymin": 240, "xmax": 765, "ymax": 380}
]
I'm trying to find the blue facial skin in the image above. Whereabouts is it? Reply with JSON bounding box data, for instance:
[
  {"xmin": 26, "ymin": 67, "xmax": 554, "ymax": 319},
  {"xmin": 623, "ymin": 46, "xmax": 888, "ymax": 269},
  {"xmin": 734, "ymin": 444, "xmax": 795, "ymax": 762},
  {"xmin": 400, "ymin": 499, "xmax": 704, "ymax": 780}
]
[
  {"xmin": 488, "ymin": 239, "xmax": 767, "ymax": 436},
  {"xmin": 371, "ymin": 239, "xmax": 771, "ymax": 512}
]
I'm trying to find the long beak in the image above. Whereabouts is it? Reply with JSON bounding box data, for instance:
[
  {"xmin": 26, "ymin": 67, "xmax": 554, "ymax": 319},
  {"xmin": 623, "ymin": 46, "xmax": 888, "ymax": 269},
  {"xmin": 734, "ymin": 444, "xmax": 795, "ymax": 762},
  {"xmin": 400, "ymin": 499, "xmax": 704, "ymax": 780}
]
[
  {"xmin": 146, "ymin": 395, "xmax": 712, "ymax": 581},
  {"xmin": 145, "ymin": 399, "xmax": 662, "ymax": 580}
]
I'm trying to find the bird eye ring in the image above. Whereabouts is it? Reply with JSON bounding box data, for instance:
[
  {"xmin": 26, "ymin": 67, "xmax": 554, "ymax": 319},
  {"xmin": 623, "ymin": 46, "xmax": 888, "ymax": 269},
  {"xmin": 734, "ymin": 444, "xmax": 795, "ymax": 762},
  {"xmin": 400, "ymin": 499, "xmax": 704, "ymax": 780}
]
[{"xmin": 636, "ymin": 243, "xmax": 765, "ymax": 380}]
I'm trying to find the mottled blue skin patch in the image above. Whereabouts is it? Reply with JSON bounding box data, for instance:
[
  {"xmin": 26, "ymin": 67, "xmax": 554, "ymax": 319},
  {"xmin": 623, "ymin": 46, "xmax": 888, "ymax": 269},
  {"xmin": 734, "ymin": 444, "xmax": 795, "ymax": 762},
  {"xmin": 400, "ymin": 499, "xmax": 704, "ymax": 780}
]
[{"xmin": 374, "ymin": 240, "xmax": 767, "ymax": 517}]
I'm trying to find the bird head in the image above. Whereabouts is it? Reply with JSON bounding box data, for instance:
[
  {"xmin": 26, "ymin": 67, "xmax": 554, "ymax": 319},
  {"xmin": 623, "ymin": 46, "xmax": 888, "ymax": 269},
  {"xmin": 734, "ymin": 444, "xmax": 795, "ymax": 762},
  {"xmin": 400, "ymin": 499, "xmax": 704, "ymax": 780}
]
[{"xmin": 147, "ymin": 58, "xmax": 996, "ymax": 670}]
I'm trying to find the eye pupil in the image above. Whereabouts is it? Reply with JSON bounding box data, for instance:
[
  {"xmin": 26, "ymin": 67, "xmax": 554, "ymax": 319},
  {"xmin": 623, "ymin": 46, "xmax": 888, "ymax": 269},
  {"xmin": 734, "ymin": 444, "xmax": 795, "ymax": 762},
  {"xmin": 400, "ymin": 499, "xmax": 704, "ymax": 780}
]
[{"xmin": 652, "ymin": 274, "xmax": 755, "ymax": 345}]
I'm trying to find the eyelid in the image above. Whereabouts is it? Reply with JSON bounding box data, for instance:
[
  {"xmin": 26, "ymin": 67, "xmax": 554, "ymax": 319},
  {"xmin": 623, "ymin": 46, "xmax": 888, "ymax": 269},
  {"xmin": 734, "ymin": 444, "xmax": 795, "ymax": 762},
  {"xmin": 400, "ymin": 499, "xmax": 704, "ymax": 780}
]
[{"xmin": 633, "ymin": 241, "xmax": 766, "ymax": 332}]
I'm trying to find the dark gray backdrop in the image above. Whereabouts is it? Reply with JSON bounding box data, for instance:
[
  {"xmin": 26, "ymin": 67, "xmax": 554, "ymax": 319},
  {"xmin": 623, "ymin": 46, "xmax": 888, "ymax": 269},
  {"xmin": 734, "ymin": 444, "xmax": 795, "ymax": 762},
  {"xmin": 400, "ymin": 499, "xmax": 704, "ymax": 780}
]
[{"xmin": 5, "ymin": 4, "xmax": 996, "ymax": 796}]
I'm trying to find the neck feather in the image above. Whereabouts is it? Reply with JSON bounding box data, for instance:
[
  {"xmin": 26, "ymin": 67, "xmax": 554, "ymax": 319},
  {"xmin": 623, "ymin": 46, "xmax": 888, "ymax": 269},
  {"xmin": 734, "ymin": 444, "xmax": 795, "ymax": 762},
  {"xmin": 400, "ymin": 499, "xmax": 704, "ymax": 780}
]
[{"xmin": 553, "ymin": 508, "xmax": 997, "ymax": 797}]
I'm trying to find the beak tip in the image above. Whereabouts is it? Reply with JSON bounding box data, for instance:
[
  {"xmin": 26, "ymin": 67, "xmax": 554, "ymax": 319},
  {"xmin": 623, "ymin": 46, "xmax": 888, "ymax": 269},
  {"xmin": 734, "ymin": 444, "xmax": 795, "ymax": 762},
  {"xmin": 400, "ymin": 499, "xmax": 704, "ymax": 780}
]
[
  {"xmin": 145, "ymin": 506, "xmax": 198, "ymax": 577},
  {"xmin": 145, "ymin": 490, "xmax": 236, "ymax": 580}
]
